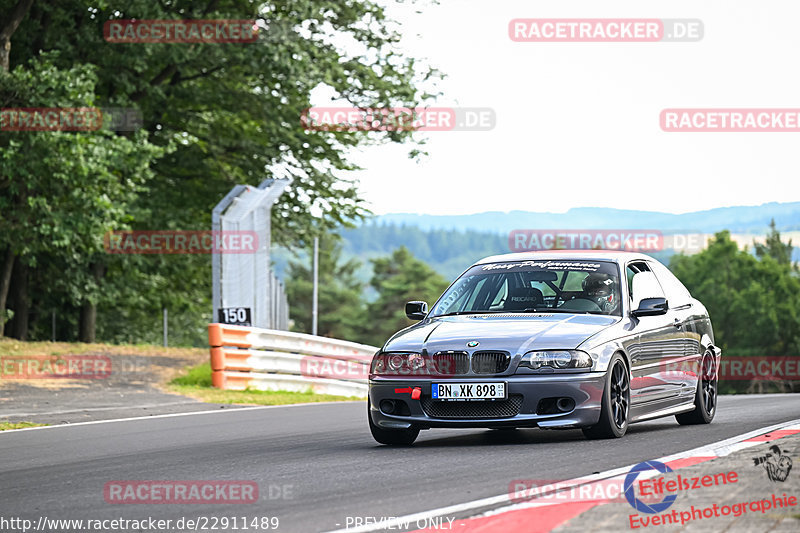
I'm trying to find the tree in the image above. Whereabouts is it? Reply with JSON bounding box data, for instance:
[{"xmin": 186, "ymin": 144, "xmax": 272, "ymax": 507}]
[
  {"xmin": 0, "ymin": 0, "xmax": 438, "ymax": 343},
  {"xmin": 0, "ymin": 0, "xmax": 34, "ymax": 335},
  {"xmin": 0, "ymin": 0, "xmax": 33, "ymax": 72},
  {"xmin": 754, "ymin": 219, "xmax": 795, "ymax": 267},
  {"xmin": 363, "ymin": 246, "xmax": 449, "ymax": 347},
  {"xmin": 0, "ymin": 56, "xmax": 161, "ymax": 340},
  {"xmin": 8, "ymin": 0, "xmax": 438, "ymax": 242},
  {"xmin": 670, "ymin": 230, "xmax": 800, "ymax": 395},
  {"xmin": 671, "ymin": 231, "xmax": 800, "ymax": 356},
  {"xmin": 285, "ymin": 235, "xmax": 366, "ymax": 341}
]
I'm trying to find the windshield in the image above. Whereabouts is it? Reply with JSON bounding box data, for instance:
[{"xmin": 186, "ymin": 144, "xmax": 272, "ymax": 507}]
[{"xmin": 431, "ymin": 260, "xmax": 623, "ymax": 317}]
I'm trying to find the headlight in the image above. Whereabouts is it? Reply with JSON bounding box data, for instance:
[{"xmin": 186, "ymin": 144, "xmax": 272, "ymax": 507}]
[
  {"xmin": 518, "ymin": 350, "xmax": 592, "ymax": 371},
  {"xmin": 388, "ymin": 354, "xmax": 406, "ymax": 371},
  {"xmin": 371, "ymin": 352, "xmax": 431, "ymax": 376}
]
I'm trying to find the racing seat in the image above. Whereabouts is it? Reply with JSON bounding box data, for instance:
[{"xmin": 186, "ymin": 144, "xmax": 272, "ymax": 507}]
[{"xmin": 504, "ymin": 287, "xmax": 544, "ymax": 311}]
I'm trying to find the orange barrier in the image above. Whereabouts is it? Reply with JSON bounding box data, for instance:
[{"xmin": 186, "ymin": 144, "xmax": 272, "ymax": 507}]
[
  {"xmin": 210, "ymin": 347, "xmax": 254, "ymax": 372},
  {"xmin": 211, "ymin": 370, "xmax": 252, "ymax": 390},
  {"xmin": 208, "ymin": 323, "xmax": 252, "ymax": 348},
  {"xmin": 207, "ymin": 323, "xmax": 375, "ymax": 396}
]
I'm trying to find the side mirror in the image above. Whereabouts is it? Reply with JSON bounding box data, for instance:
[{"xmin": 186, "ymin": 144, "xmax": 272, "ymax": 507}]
[
  {"xmin": 405, "ymin": 301, "xmax": 428, "ymax": 320},
  {"xmin": 631, "ymin": 297, "xmax": 669, "ymax": 317}
]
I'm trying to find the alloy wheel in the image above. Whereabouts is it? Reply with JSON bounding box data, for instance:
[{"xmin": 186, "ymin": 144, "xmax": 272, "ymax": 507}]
[
  {"xmin": 610, "ymin": 361, "xmax": 629, "ymax": 428},
  {"xmin": 701, "ymin": 351, "xmax": 717, "ymax": 416}
]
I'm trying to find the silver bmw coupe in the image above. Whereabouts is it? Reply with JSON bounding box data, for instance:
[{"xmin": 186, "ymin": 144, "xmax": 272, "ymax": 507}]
[{"xmin": 368, "ymin": 251, "xmax": 720, "ymax": 445}]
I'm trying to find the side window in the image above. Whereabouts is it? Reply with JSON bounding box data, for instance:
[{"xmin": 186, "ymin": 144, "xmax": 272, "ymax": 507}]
[
  {"xmin": 649, "ymin": 260, "xmax": 692, "ymax": 307},
  {"xmin": 627, "ymin": 262, "xmax": 665, "ymax": 310},
  {"xmin": 627, "ymin": 262, "xmax": 651, "ymax": 302}
]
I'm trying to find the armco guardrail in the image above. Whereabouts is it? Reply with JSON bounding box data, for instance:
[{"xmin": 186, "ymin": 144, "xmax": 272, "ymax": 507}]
[{"xmin": 208, "ymin": 324, "xmax": 378, "ymax": 397}]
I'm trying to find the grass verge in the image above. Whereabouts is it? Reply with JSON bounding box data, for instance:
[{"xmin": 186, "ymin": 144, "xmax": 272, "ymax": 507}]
[
  {"xmin": 0, "ymin": 421, "xmax": 47, "ymax": 431},
  {"xmin": 0, "ymin": 337, "xmax": 206, "ymax": 358},
  {"xmin": 168, "ymin": 362, "xmax": 364, "ymax": 405}
]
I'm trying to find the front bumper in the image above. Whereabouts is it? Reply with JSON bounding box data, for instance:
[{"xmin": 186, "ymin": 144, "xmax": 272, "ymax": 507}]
[{"xmin": 368, "ymin": 373, "xmax": 606, "ymax": 430}]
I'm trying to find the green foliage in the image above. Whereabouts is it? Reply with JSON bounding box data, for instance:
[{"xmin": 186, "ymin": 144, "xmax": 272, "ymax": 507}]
[
  {"xmin": 170, "ymin": 361, "xmax": 214, "ymax": 387},
  {"xmin": 285, "ymin": 235, "xmax": 366, "ymax": 340},
  {"xmin": 0, "ymin": 55, "xmax": 161, "ymax": 260},
  {"xmin": 1, "ymin": 0, "xmax": 437, "ymax": 344},
  {"xmin": 0, "ymin": 54, "xmax": 163, "ymax": 338},
  {"xmin": 670, "ymin": 231, "xmax": 800, "ymax": 357},
  {"xmin": 284, "ymin": 242, "xmax": 450, "ymax": 347},
  {"xmin": 7, "ymin": 0, "xmax": 439, "ymax": 241},
  {"xmin": 755, "ymin": 219, "xmax": 795, "ymax": 267},
  {"xmin": 340, "ymin": 223, "xmax": 507, "ymax": 280},
  {"xmin": 362, "ymin": 246, "xmax": 449, "ymax": 346}
]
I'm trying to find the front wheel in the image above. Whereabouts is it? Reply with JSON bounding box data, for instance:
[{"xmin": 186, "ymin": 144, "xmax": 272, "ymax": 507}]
[
  {"xmin": 368, "ymin": 401, "xmax": 419, "ymax": 445},
  {"xmin": 583, "ymin": 354, "xmax": 630, "ymax": 439},
  {"xmin": 676, "ymin": 349, "xmax": 717, "ymax": 425}
]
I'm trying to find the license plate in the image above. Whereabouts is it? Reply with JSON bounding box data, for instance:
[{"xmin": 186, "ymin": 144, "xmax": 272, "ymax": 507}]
[{"xmin": 431, "ymin": 382, "xmax": 506, "ymax": 401}]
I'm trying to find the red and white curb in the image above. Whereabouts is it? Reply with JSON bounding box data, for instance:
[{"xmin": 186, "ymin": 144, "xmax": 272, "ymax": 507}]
[{"xmin": 325, "ymin": 419, "xmax": 800, "ymax": 533}]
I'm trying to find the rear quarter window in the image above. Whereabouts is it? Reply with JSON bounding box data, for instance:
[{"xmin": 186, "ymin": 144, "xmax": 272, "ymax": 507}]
[{"xmin": 649, "ymin": 260, "xmax": 692, "ymax": 307}]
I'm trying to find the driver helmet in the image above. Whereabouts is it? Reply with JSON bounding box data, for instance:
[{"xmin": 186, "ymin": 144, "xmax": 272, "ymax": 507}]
[
  {"xmin": 582, "ymin": 273, "xmax": 618, "ymax": 312},
  {"xmin": 582, "ymin": 272, "xmax": 615, "ymax": 297}
]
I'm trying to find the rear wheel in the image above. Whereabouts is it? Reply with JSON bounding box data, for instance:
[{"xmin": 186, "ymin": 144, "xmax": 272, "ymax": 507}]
[
  {"xmin": 368, "ymin": 401, "xmax": 419, "ymax": 445},
  {"xmin": 583, "ymin": 354, "xmax": 630, "ymax": 439},
  {"xmin": 676, "ymin": 349, "xmax": 717, "ymax": 425}
]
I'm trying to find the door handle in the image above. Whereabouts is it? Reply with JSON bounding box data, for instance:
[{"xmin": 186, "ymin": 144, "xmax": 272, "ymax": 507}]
[{"xmin": 673, "ymin": 318, "xmax": 683, "ymax": 329}]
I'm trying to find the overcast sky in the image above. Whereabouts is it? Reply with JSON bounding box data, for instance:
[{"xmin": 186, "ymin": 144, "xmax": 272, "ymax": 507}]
[{"xmin": 314, "ymin": 0, "xmax": 800, "ymax": 216}]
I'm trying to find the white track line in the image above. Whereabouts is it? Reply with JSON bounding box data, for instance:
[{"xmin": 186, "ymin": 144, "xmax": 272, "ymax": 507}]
[
  {"xmin": 0, "ymin": 400, "xmax": 363, "ymax": 434},
  {"xmin": 323, "ymin": 418, "xmax": 800, "ymax": 533}
]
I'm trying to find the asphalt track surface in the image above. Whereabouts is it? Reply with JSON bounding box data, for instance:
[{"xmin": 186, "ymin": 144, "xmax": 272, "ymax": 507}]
[{"xmin": 2, "ymin": 394, "xmax": 800, "ymax": 533}]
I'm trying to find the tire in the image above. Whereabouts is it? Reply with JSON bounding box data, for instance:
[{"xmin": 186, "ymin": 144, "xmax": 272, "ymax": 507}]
[
  {"xmin": 676, "ymin": 349, "xmax": 717, "ymax": 425},
  {"xmin": 583, "ymin": 354, "xmax": 630, "ymax": 439},
  {"xmin": 368, "ymin": 401, "xmax": 419, "ymax": 445}
]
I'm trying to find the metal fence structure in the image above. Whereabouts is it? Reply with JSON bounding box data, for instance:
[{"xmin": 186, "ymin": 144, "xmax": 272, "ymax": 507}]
[
  {"xmin": 266, "ymin": 271, "xmax": 290, "ymax": 331},
  {"xmin": 212, "ymin": 178, "xmax": 292, "ymax": 330}
]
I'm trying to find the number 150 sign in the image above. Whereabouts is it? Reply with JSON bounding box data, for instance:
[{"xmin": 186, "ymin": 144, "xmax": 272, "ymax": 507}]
[{"xmin": 219, "ymin": 307, "xmax": 251, "ymax": 326}]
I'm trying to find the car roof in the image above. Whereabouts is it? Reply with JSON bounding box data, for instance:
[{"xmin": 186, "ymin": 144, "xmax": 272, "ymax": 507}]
[{"xmin": 473, "ymin": 250, "xmax": 655, "ymax": 266}]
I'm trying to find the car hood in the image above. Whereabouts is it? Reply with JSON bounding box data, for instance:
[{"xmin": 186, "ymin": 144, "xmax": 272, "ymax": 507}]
[{"xmin": 384, "ymin": 313, "xmax": 618, "ymax": 354}]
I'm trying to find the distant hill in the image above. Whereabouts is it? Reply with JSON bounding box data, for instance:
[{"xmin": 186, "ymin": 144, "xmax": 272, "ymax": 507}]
[
  {"xmin": 273, "ymin": 201, "xmax": 800, "ymax": 283},
  {"xmin": 375, "ymin": 201, "xmax": 800, "ymax": 235}
]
